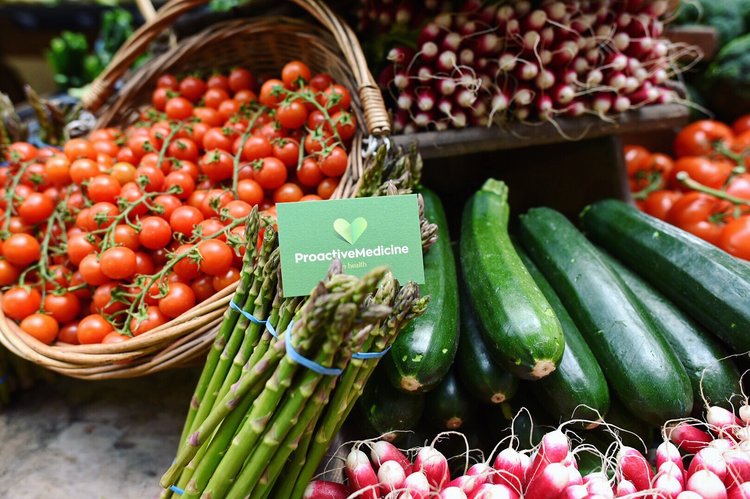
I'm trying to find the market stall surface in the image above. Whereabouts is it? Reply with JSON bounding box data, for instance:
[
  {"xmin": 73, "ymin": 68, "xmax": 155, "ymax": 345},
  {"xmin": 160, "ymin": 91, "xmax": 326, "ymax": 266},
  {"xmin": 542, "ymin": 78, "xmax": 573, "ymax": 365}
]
[{"xmin": 0, "ymin": 369, "xmax": 199, "ymax": 498}]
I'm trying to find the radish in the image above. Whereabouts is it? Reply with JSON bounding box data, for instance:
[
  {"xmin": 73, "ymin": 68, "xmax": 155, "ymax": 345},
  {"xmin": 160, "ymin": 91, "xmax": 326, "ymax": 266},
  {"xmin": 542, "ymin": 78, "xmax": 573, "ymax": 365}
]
[
  {"xmin": 402, "ymin": 471, "xmax": 431, "ymax": 499},
  {"xmin": 415, "ymin": 446, "xmax": 450, "ymax": 490},
  {"xmin": 441, "ymin": 32, "xmax": 462, "ymax": 53},
  {"xmin": 498, "ymin": 53, "xmax": 518, "ymax": 72},
  {"xmin": 437, "ymin": 51, "xmax": 458, "ymax": 73},
  {"xmin": 455, "ymin": 88, "xmax": 478, "ymax": 108},
  {"xmin": 418, "ymin": 23, "xmax": 443, "ymax": 45},
  {"xmin": 654, "ymin": 473, "xmax": 683, "ymax": 498},
  {"xmin": 467, "ymin": 462, "xmax": 492, "ymax": 481},
  {"xmin": 708, "ymin": 406, "xmax": 743, "ymax": 432},
  {"xmin": 304, "ymin": 480, "xmax": 349, "ymax": 499},
  {"xmin": 657, "ymin": 442, "xmax": 685, "ymax": 473},
  {"xmin": 677, "ymin": 493, "xmax": 703, "ymax": 499},
  {"xmin": 469, "ymin": 483, "xmax": 519, "ymax": 499},
  {"xmin": 728, "ymin": 482, "xmax": 750, "ymax": 499},
  {"xmin": 449, "ymin": 475, "xmax": 483, "ymax": 495},
  {"xmin": 345, "ymin": 449, "xmax": 380, "ymax": 499},
  {"xmin": 387, "ymin": 47, "xmax": 414, "ymax": 66},
  {"xmin": 441, "ymin": 487, "xmax": 469, "ymax": 499},
  {"xmin": 416, "ymin": 89, "xmax": 436, "ymax": 111},
  {"xmin": 613, "ymin": 95, "xmax": 631, "ymax": 113},
  {"xmin": 513, "ymin": 87, "xmax": 534, "ymax": 107},
  {"xmin": 658, "ymin": 461, "xmax": 685, "ymax": 486},
  {"xmin": 615, "ymin": 479, "xmax": 636, "ymax": 496},
  {"xmin": 524, "ymin": 462, "xmax": 570, "ymax": 499},
  {"xmin": 523, "ymin": 9, "xmax": 548, "ymax": 32},
  {"xmin": 417, "ymin": 66, "xmax": 434, "ymax": 83},
  {"xmin": 617, "ymin": 446, "xmax": 654, "ymax": 492},
  {"xmin": 545, "ymin": 1, "xmax": 567, "ymax": 22},
  {"xmin": 397, "ymin": 92, "xmax": 414, "ymax": 110},
  {"xmin": 687, "ymin": 470, "xmax": 728, "ymax": 499},
  {"xmin": 592, "ymin": 94, "xmax": 612, "ymax": 115},
  {"xmin": 377, "ymin": 460, "xmax": 406, "ymax": 493},
  {"xmin": 527, "ymin": 430, "xmax": 570, "ymax": 482},
  {"xmin": 568, "ymin": 466, "xmax": 584, "ymax": 486},
  {"xmin": 493, "ymin": 448, "xmax": 525, "ymax": 491},
  {"xmin": 413, "ymin": 111, "xmax": 433, "ymax": 128},
  {"xmin": 535, "ymin": 69, "xmax": 556, "ymax": 90},
  {"xmin": 517, "ymin": 61, "xmax": 539, "ymax": 81},
  {"xmin": 563, "ymin": 484, "xmax": 589, "ymax": 499},
  {"xmin": 474, "ymin": 33, "xmax": 501, "ymax": 55},
  {"xmin": 370, "ymin": 441, "xmax": 411, "ymax": 473},
  {"xmin": 710, "ymin": 438, "xmax": 737, "ymax": 452},
  {"xmin": 584, "ymin": 473, "xmax": 614, "ymax": 498},
  {"xmin": 688, "ymin": 447, "xmax": 728, "ymax": 483},
  {"xmin": 724, "ymin": 450, "xmax": 750, "ymax": 488}
]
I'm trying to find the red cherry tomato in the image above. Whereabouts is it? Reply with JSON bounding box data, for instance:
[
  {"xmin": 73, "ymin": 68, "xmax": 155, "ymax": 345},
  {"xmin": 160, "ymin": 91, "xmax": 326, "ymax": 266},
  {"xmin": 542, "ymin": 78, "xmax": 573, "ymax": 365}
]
[
  {"xmin": 642, "ymin": 190, "xmax": 682, "ymax": 221},
  {"xmin": 2, "ymin": 286, "xmax": 41, "ymax": 320},
  {"xmin": 78, "ymin": 314, "xmax": 114, "ymax": 344},
  {"xmin": 20, "ymin": 313, "xmax": 59, "ymax": 345},
  {"xmin": 3, "ymin": 233, "xmax": 41, "ymax": 267},
  {"xmin": 673, "ymin": 120, "xmax": 734, "ymax": 158},
  {"xmin": 719, "ymin": 215, "xmax": 750, "ymax": 260},
  {"xmin": 667, "ymin": 192, "xmax": 728, "ymax": 246}
]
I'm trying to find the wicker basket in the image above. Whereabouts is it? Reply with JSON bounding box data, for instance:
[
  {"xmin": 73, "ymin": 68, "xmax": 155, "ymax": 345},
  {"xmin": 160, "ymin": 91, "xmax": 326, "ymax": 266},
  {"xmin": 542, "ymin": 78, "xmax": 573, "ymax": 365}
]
[{"xmin": 0, "ymin": 0, "xmax": 391, "ymax": 379}]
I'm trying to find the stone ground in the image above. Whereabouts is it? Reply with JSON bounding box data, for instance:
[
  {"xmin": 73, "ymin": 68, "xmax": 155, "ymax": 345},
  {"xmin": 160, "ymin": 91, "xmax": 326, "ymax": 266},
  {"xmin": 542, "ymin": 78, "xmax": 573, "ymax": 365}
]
[{"xmin": 0, "ymin": 368, "xmax": 200, "ymax": 499}]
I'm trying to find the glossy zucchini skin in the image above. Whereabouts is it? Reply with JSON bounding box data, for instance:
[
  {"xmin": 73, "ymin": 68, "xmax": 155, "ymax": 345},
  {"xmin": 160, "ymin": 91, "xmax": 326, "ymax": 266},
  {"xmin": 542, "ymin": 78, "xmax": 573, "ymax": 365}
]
[
  {"xmin": 580, "ymin": 199, "xmax": 750, "ymax": 353},
  {"xmin": 360, "ymin": 370, "xmax": 425, "ymax": 437},
  {"xmin": 460, "ymin": 179, "xmax": 564, "ymax": 380},
  {"xmin": 385, "ymin": 187, "xmax": 459, "ymax": 393},
  {"xmin": 515, "ymin": 243, "xmax": 610, "ymax": 427},
  {"xmin": 599, "ymin": 249, "xmax": 741, "ymax": 411},
  {"xmin": 425, "ymin": 369, "xmax": 474, "ymax": 431},
  {"xmin": 519, "ymin": 207, "xmax": 693, "ymax": 426},
  {"xmin": 456, "ymin": 277, "xmax": 518, "ymax": 405}
]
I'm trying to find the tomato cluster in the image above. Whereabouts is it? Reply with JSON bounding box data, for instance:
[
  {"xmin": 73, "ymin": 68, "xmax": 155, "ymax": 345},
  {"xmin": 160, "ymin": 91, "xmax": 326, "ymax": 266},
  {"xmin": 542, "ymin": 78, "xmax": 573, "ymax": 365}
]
[
  {"xmin": 0, "ymin": 61, "xmax": 357, "ymax": 345},
  {"xmin": 626, "ymin": 118, "xmax": 750, "ymax": 261}
]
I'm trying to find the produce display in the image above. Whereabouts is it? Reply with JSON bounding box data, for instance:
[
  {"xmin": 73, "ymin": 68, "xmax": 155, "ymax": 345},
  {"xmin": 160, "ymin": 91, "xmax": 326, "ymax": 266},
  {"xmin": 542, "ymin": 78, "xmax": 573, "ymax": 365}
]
[
  {"xmin": 0, "ymin": 61, "xmax": 357, "ymax": 345},
  {"xmin": 376, "ymin": 0, "xmax": 685, "ymax": 132},
  {"xmin": 626, "ymin": 117, "xmax": 750, "ymax": 260}
]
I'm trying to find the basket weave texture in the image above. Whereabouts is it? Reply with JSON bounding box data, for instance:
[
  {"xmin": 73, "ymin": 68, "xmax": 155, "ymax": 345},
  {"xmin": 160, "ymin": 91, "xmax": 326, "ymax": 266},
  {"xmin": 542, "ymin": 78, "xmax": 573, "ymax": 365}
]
[{"xmin": 0, "ymin": 0, "xmax": 391, "ymax": 379}]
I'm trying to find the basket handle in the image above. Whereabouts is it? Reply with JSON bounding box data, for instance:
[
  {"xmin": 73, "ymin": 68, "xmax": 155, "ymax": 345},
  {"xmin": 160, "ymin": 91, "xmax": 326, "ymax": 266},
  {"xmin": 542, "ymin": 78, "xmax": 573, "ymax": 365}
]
[{"xmin": 80, "ymin": 0, "xmax": 391, "ymax": 136}]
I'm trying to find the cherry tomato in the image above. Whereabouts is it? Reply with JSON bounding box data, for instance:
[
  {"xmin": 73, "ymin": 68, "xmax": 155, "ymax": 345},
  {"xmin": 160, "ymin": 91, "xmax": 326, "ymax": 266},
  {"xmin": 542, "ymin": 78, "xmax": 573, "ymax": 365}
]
[
  {"xmin": 20, "ymin": 313, "xmax": 59, "ymax": 345},
  {"xmin": 167, "ymin": 137, "xmax": 200, "ymax": 163},
  {"xmin": 170, "ymin": 206, "xmax": 203, "ymax": 237},
  {"xmin": 719, "ymin": 215, "xmax": 750, "ymax": 260},
  {"xmin": 130, "ymin": 305, "xmax": 168, "ymax": 336},
  {"xmin": 317, "ymin": 177, "xmax": 339, "ymax": 199},
  {"xmin": 217, "ymin": 99, "xmax": 241, "ymax": 122},
  {"xmin": 5, "ymin": 142, "xmax": 38, "ymax": 162},
  {"xmin": 259, "ymin": 79, "xmax": 285, "ymax": 108},
  {"xmin": 321, "ymin": 84, "xmax": 352, "ymax": 113},
  {"xmin": 233, "ymin": 89, "xmax": 257, "ymax": 104},
  {"xmin": 139, "ymin": 216, "xmax": 172, "ymax": 250},
  {"xmin": 229, "ymin": 67, "xmax": 256, "ymax": 93},
  {"xmin": 200, "ymin": 149, "xmax": 235, "ymax": 183},
  {"xmin": 277, "ymin": 101, "xmax": 308, "ymax": 129},
  {"xmin": 110, "ymin": 162, "xmax": 137, "ymax": 185},
  {"xmin": 191, "ymin": 274, "xmax": 216, "ymax": 303},
  {"xmin": 237, "ymin": 179, "xmax": 264, "ymax": 206},
  {"xmin": 67, "ymin": 233, "xmax": 98, "ymax": 266},
  {"xmin": 3, "ymin": 286, "xmax": 41, "ymax": 320},
  {"xmin": 300, "ymin": 194, "xmax": 322, "ymax": 201},
  {"xmin": 205, "ymin": 87, "xmax": 230, "ymax": 109},
  {"xmin": 102, "ymin": 332, "xmax": 130, "ymax": 343},
  {"xmin": 296, "ymin": 158, "xmax": 325, "ymax": 187},
  {"xmin": 255, "ymin": 157, "xmax": 287, "ymax": 190},
  {"xmin": 197, "ymin": 239, "xmax": 233, "ymax": 276},
  {"xmin": 222, "ymin": 200, "xmax": 252, "ymax": 221},
  {"xmin": 112, "ymin": 224, "xmax": 139, "ymax": 251},
  {"xmin": 624, "ymin": 145, "xmax": 652, "ymax": 176},
  {"xmin": 165, "ymin": 97, "xmax": 194, "ymax": 120},
  {"xmin": 667, "ymin": 192, "xmax": 727, "ymax": 245},
  {"xmin": 157, "ymin": 74, "xmax": 178, "ymax": 89},
  {"xmin": 3, "ymin": 233, "xmax": 40, "ymax": 267},
  {"xmin": 86, "ymin": 175, "xmax": 121, "ymax": 204},
  {"xmin": 273, "ymin": 183, "xmax": 303, "ymax": 203},
  {"xmin": 99, "ymin": 247, "xmax": 137, "ymax": 280},
  {"xmin": 319, "ymin": 147, "xmax": 348, "ymax": 177},
  {"xmin": 69, "ymin": 158, "xmax": 101, "ymax": 184},
  {"xmin": 44, "ymin": 293, "xmax": 81, "ymax": 324},
  {"xmin": 310, "ymin": 73, "xmax": 334, "ymax": 91},
  {"xmin": 272, "ymin": 138, "xmax": 300, "ymax": 168},
  {"xmin": 0, "ymin": 259, "xmax": 19, "ymax": 286},
  {"xmin": 44, "ymin": 156, "xmax": 72, "ymax": 185},
  {"xmin": 202, "ymin": 127, "xmax": 235, "ymax": 152},
  {"xmin": 135, "ymin": 164, "xmax": 166, "ymax": 192},
  {"xmin": 673, "ymin": 120, "xmax": 734, "ymax": 158},
  {"xmin": 727, "ymin": 174, "xmax": 750, "ymax": 200},
  {"xmin": 18, "ymin": 193, "xmax": 55, "ymax": 226},
  {"xmin": 178, "ymin": 76, "xmax": 207, "ymax": 102},
  {"xmin": 331, "ymin": 110, "xmax": 357, "ymax": 141},
  {"xmin": 58, "ymin": 322, "xmax": 79, "ymax": 344},
  {"xmin": 79, "ymin": 254, "xmax": 109, "ymax": 286},
  {"xmin": 134, "ymin": 251, "xmax": 156, "ymax": 275},
  {"xmin": 152, "ymin": 87, "xmax": 169, "ymax": 111},
  {"xmin": 212, "ymin": 267, "xmax": 241, "ymax": 291},
  {"xmin": 64, "ymin": 138, "xmax": 97, "ymax": 161},
  {"xmin": 158, "ymin": 282, "xmax": 196, "ymax": 319},
  {"xmin": 643, "ymin": 190, "xmax": 682, "ymax": 221},
  {"xmin": 281, "ymin": 61, "xmax": 311, "ymax": 89},
  {"xmin": 119, "ymin": 182, "xmax": 149, "ymax": 219},
  {"xmin": 207, "ymin": 73, "xmax": 229, "ymax": 91},
  {"xmin": 88, "ymin": 202, "xmax": 120, "ymax": 229},
  {"xmin": 78, "ymin": 314, "xmax": 113, "ymax": 344},
  {"xmin": 93, "ymin": 282, "xmax": 128, "ymax": 315},
  {"xmin": 241, "ymin": 136, "xmax": 273, "ymax": 162},
  {"xmin": 733, "ymin": 115, "xmax": 750, "ymax": 136},
  {"xmin": 153, "ymin": 194, "xmax": 182, "ymax": 220},
  {"xmin": 670, "ymin": 156, "xmax": 733, "ymax": 190},
  {"xmin": 173, "ymin": 244, "xmax": 201, "ymax": 280}
]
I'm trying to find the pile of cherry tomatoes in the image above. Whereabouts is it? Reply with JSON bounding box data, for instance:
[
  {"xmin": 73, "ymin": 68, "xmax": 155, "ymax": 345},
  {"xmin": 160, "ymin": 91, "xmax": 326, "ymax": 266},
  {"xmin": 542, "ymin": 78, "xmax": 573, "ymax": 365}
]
[
  {"xmin": 0, "ymin": 60, "xmax": 357, "ymax": 345},
  {"xmin": 626, "ymin": 117, "xmax": 750, "ymax": 261}
]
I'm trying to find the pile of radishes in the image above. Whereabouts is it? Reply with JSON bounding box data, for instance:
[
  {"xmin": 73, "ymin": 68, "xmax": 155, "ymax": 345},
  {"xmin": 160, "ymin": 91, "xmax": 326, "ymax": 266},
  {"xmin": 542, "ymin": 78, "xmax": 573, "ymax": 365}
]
[
  {"xmin": 305, "ymin": 401, "xmax": 750, "ymax": 499},
  {"xmin": 381, "ymin": 0, "xmax": 692, "ymax": 133}
]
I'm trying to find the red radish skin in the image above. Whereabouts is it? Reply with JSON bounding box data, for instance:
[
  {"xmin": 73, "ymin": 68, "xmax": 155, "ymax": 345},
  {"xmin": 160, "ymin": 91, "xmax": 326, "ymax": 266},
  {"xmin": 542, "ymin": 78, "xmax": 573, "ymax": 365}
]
[
  {"xmin": 377, "ymin": 460, "xmax": 406, "ymax": 493},
  {"xmin": 655, "ymin": 473, "xmax": 684, "ymax": 498},
  {"xmin": 617, "ymin": 446, "xmax": 654, "ymax": 492},
  {"xmin": 415, "ymin": 446, "xmax": 450, "ymax": 490},
  {"xmin": 304, "ymin": 480, "xmax": 350, "ymax": 499},
  {"xmin": 688, "ymin": 447, "xmax": 728, "ymax": 483},
  {"xmin": 441, "ymin": 486, "xmax": 469, "ymax": 499},
  {"xmin": 568, "ymin": 466, "xmax": 584, "ymax": 486},
  {"xmin": 708, "ymin": 406, "xmax": 743, "ymax": 432},
  {"xmin": 563, "ymin": 484, "xmax": 590, "ymax": 499},
  {"xmin": 657, "ymin": 442, "xmax": 685, "ymax": 473},
  {"xmin": 469, "ymin": 483, "xmax": 520, "ymax": 499},
  {"xmin": 498, "ymin": 53, "xmax": 518, "ymax": 72},
  {"xmin": 402, "ymin": 471, "xmax": 431, "ymax": 499},
  {"xmin": 346, "ymin": 449, "xmax": 380, "ymax": 499},
  {"xmin": 420, "ymin": 42, "xmax": 439, "ymax": 62},
  {"xmin": 437, "ymin": 51, "xmax": 458, "ymax": 73},
  {"xmin": 416, "ymin": 90, "xmax": 435, "ymax": 111},
  {"xmin": 527, "ymin": 430, "xmax": 570, "ymax": 483},
  {"xmin": 614, "ymin": 95, "xmax": 631, "ymax": 113},
  {"xmin": 448, "ymin": 475, "xmax": 483, "ymax": 495},
  {"xmin": 615, "ymin": 479, "xmax": 637, "ymax": 496},
  {"xmin": 370, "ymin": 441, "xmax": 411, "ymax": 473},
  {"xmin": 728, "ymin": 482, "xmax": 750, "ymax": 499},
  {"xmin": 724, "ymin": 450, "xmax": 750, "ymax": 488},
  {"xmin": 524, "ymin": 462, "xmax": 570, "ymax": 499},
  {"xmin": 493, "ymin": 448, "xmax": 525, "ymax": 491},
  {"xmin": 687, "ymin": 470, "xmax": 728, "ymax": 499}
]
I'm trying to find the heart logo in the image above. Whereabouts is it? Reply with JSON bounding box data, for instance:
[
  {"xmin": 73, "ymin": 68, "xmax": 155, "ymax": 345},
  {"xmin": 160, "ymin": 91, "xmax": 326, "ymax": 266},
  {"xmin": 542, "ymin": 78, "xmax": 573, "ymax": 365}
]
[{"xmin": 333, "ymin": 217, "xmax": 368, "ymax": 245}]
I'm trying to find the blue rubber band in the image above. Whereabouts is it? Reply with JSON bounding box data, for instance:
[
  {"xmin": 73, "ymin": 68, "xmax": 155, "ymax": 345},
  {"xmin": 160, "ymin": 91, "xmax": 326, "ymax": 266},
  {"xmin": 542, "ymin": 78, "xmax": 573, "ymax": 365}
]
[
  {"xmin": 229, "ymin": 300, "xmax": 278, "ymax": 338},
  {"xmin": 169, "ymin": 485, "xmax": 184, "ymax": 495},
  {"xmin": 352, "ymin": 345, "xmax": 392, "ymax": 360},
  {"xmin": 284, "ymin": 321, "xmax": 343, "ymax": 376}
]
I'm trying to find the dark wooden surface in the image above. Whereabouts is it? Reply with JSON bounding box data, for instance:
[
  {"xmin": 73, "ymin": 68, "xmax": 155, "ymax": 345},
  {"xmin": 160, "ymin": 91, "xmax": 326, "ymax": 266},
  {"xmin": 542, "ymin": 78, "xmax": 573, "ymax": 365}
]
[
  {"xmin": 666, "ymin": 25, "xmax": 720, "ymax": 61},
  {"xmin": 393, "ymin": 104, "xmax": 689, "ymax": 160}
]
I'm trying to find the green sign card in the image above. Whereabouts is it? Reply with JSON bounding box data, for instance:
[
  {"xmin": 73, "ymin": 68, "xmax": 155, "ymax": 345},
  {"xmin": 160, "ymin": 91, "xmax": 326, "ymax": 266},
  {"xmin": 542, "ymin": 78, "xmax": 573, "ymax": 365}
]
[{"xmin": 276, "ymin": 195, "xmax": 425, "ymax": 297}]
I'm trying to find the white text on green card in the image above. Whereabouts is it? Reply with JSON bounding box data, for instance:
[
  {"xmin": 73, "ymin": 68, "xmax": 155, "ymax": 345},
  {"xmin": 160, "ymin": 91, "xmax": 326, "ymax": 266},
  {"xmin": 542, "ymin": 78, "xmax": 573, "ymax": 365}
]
[{"xmin": 276, "ymin": 195, "xmax": 425, "ymax": 297}]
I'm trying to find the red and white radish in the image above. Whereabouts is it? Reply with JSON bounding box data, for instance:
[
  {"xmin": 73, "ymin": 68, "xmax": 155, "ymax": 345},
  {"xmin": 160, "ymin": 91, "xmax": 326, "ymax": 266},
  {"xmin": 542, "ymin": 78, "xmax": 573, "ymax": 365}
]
[
  {"xmin": 688, "ymin": 447, "xmax": 728, "ymax": 483},
  {"xmin": 617, "ymin": 446, "xmax": 654, "ymax": 491},
  {"xmin": 377, "ymin": 460, "xmax": 406, "ymax": 493},
  {"xmin": 415, "ymin": 446, "xmax": 450, "ymax": 490},
  {"xmin": 728, "ymin": 482, "xmax": 750, "ymax": 499},
  {"xmin": 563, "ymin": 484, "xmax": 589, "ymax": 499},
  {"xmin": 524, "ymin": 462, "xmax": 570, "ymax": 499},
  {"xmin": 687, "ymin": 469, "xmax": 728, "ymax": 499},
  {"xmin": 370, "ymin": 441, "xmax": 411, "ymax": 473},
  {"xmin": 345, "ymin": 449, "xmax": 380, "ymax": 499},
  {"xmin": 615, "ymin": 479, "xmax": 637, "ymax": 496},
  {"xmin": 441, "ymin": 487, "xmax": 469, "ymax": 499},
  {"xmin": 402, "ymin": 471, "xmax": 431, "ymax": 499},
  {"xmin": 493, "ymin": 448, "xmax": 525, "ymax": 491},
  {"xmin": 304, "ymin": 480, "xmax": 350, "ymax": 499},
  {"xmin": 469, "ymin": 483, "xmax": 519, "ymax": 499}
]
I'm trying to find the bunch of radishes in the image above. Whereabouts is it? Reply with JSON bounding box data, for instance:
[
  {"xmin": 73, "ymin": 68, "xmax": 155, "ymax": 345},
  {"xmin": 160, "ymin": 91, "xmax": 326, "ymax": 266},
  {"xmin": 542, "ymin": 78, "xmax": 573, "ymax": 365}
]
[
  {"xmin": 355, "ymin": 0, "xmax": 453, "ymax": 35},
  {"xmin": 382, "ymin": 0, "xmax": 690, "ymax": 133}
]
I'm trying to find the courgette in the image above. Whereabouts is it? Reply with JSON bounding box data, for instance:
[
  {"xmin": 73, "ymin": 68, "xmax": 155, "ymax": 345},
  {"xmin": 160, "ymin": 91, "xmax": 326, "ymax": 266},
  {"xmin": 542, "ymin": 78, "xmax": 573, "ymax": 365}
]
[
  {"xmin": 515, "ymin": 243, "xmax": 610, "ymax": 427},
  {"xmin": 360, "ymin": 370, "xmax": 425, "ymax": 438},
  {"xmin": 385, "ymin": 187, "xmax": 459, "ymax": 393},
  {"xmin": 425, "ymin": 369, "xmax": 474, "ymax": 430},
  {"xmin": 460, "ymin": 179, "xmax": 564, "ymax": 379},
  {"xmin": 580, "ymin": 199, "xmax": 750, "ymax": 353},
  {"xmin": 599, "ymin": 249, "xmax": 741, "ymax": 410},
  {"xmin": 518, "ymin": 207, "xmax": 693, "ymax": 426},
  {"xmin": 456, "ymin": 278, "xmax": 518, "ymax": 404}
]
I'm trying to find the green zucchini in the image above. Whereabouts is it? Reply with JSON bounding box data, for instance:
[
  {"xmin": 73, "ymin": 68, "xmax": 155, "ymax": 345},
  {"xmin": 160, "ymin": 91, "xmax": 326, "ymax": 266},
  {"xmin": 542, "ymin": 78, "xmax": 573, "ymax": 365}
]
[
  {"xmin": 580, "ymin": 199, "xmax": 750, "ymax": 353},
  {"xmin": 425, "ymin": 369, "xmax": 474, "ymax": 430},
  {"xmin": 460, "ymin": 179, "xmax": 564, "ymax": 379},
  {"xmin": 518, "ymin": 207, "xmax": 693, "ymax": 426},
  {"xmin": 514, "ymin": 243, "xmax": 610, "ymax": 427},
  {"xmin": 385, "ymin": 187, "xmax": 459, "ymax": 393},
  {"xmin": 598, "ymin": 249, "xmax": 741, "ymax": 410},
  {"xmin": 456, "ymin": 278, "xmax": 518, "ymax": 404},
  {"xmin": 360, "ymin": 370, "xmax": 425, "ymax": 438}
]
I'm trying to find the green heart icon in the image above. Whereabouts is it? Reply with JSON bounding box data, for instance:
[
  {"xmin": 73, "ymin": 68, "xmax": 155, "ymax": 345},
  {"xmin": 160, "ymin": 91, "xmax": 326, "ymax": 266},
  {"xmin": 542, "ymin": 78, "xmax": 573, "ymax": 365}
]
[{"xmin": 333, "ymin": 217, "xmax": 368, "ymax": 245}]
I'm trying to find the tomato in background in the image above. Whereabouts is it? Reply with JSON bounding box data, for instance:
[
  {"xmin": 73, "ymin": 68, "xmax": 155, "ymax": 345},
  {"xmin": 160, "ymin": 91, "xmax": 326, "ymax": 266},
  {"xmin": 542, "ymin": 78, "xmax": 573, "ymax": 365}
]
[
  {"xmin": 733, "ymin": 114, "xmax": 750, "ymax": 136},
  {"xmin": 669, "ymin": 156, "xmax": 733, "ymax": 190},
  {"xmin": 667, "ymin": 192, "xmax": 728, "ymax": 246},
  {"xmin": 673, "ymin": 120, "xmax": 734, "ymax": 158},
  {"xmin": 643, "ymin": 190, "xmax": 682, "ymax": 220},
  {"xmin": 719, "ymin": 216, "xmax": 750, "ymax": 260}
]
